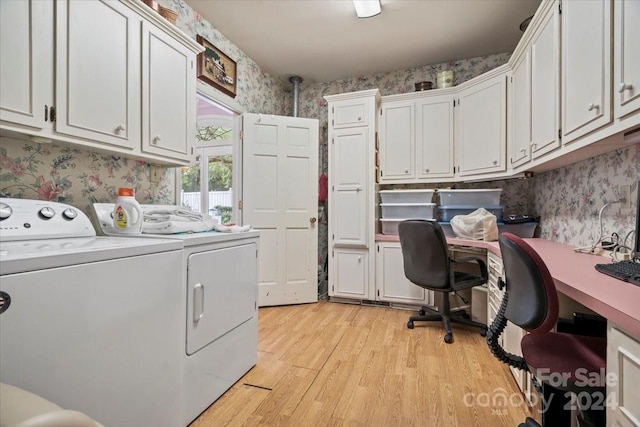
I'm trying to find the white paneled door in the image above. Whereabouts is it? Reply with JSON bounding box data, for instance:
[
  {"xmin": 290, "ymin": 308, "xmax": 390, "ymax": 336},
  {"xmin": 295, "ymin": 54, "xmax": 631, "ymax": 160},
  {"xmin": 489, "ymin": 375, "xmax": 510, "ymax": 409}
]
[{"xmin": 242, "ymin": 113, "xmax": 319, "ymax": 306}]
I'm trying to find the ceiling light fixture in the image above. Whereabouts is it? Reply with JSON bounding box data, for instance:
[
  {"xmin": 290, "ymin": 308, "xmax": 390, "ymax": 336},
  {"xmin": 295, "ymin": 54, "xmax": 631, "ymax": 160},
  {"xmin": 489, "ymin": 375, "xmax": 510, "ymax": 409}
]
[{"xmin": 353, "ymin": 0, "xmax": 381, "ymax": 18}]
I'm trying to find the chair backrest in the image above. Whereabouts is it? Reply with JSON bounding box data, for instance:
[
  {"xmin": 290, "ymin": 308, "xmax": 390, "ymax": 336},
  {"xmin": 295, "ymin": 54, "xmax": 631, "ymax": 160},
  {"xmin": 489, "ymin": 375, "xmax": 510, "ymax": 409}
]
[
  {"xmin": 498, "ymin": 233, "xmax": 559, "ymax": 334},
  {"xmin": 398, "ymin": 220, "xmax": 451, "ymax": 290}
]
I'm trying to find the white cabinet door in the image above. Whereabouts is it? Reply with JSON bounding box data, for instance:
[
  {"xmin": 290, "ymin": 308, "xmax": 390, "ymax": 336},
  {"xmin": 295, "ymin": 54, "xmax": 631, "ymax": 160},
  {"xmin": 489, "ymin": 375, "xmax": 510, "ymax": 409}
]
[
  {"xmin": 0, "ymin": 0, "xmax": 53, "ymax": 130},
  {"xmin": 55, "ymin": 0, "xmax": 140, "ymax": 149},
  {"xmin": 330, "ymin": 249, "xmax": 369, "ymax": 299},
  {"xmin": 379, "ymin": 100, "xmax": 414, "ymax": 181},
  {"xmin": 607, "ymin": 324, "xmax": 640, "ymax": 426},
  {"xmin": 375, "ymin": 243, "xmax": 432, "ymax": 305},
  {"xmin": 331, "ymin": 127, "xmax": 368, "ymax": 247},
  {"xmin": 562, "ymin": 0, "xmax": 611, "ymax": 145},
  {"xmin": 509, "ymin": 53, "xmax": 531, "ymax": 168},
  {"xmin": 141, "ymin": 21, "xmax": 196, "ymax": 162},
  {"xmin": 614, "ymin": 0, "xmax": 640, "ymax": 119},
  {"xmin": 416, "ymin": 94, "xmax": 455, "ymax": 179},
  {"xmin": 330, "ymin": 98, "xmax": 369, "ymax": 128},
  {"xmin": 530, "ymin": 4, "xmax": 560, "ymax": 159},
  {"xmin": 456, "ymin": 73, "xmax": 507, "ymax": 176}
]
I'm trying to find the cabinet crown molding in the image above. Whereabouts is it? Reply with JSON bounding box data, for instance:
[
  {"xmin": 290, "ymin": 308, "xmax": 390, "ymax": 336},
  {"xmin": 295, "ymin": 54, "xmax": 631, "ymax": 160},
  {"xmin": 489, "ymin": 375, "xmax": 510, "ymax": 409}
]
[{"xmin": 324, "ymin": 88, "xmax": 380, "ymax": 103}]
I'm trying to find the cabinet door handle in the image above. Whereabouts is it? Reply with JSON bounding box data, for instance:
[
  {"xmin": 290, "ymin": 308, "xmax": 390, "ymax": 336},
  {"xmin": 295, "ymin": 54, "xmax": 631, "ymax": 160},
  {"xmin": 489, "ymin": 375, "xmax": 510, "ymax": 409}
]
[
  {"xmin": 116, "ymin": 124, "xmax": 126, "ymax": 133},
  {"xmin": 424, "ymin": 168, "xmax": 429, "ymax": 173},
  {"xmin": 44, "ymin": 105, "xmax": 48, "ymax": 122},
  {"xmin": 587, "ymin": 103, "xmax": 599, "ymax": 111},
  {"xmin": 152, "ymin": 136, "xmax": 162, "ymax": 145},
  {"xmin": 355, "ymin": 187, "xmax": 362, "ymax": 192},
  {"xmin": 49, "ymin": 106, "xmax": 56, "ymax": 122},
  {"xmin": 520, "ymin": 147, "xmax": 526, "ymax": 153},
  {"xmin": 193, "ymin": 283, "xmax": 204, "ymax": 322},
  {"xmin": 492, "ymin": 160, "xmax": 498, "ymax": 165},
  {"xmin": 357, "ymin": 116, "xmax": 362, "ymax": 121},
  {"xmin": 619, "ymin": 82, "xmax": 633, "ymax": 93},
  {"xmin": 404, "ymin": 169, "xmax": 409, "ymax": 174},
  {"xmin": 357, "ymin": 256, "xmax": 362, "ymax": 263}
]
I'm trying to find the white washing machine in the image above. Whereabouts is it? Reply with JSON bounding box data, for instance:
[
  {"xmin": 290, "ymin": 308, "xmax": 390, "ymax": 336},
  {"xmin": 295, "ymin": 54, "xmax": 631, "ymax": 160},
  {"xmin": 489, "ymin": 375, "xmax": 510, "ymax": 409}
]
[
  {"xmin": 0, "ymin": 198, "xmax": 184, "ymax": 427},
  {"xmin": 92, "ymin": 203, "xmax": 260, "ymax": 425}
]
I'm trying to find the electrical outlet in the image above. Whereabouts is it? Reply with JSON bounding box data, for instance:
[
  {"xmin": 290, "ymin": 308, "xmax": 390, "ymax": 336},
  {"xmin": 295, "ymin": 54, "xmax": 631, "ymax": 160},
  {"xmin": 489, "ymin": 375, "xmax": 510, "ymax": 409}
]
[
  {"xmin": 150, "ymin": 165, "xmax": 163, "ymax": 184},
  {"xmin": 620, "ymin": 184, "xmax": 631, "ymax": 211}
]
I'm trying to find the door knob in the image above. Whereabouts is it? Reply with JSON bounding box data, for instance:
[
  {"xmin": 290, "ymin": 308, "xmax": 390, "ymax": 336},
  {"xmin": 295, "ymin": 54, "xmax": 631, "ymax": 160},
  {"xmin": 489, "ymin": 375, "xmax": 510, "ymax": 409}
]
[{"xmin": 310, "ymin": 217, "xmax": 317, "ymax": 224}]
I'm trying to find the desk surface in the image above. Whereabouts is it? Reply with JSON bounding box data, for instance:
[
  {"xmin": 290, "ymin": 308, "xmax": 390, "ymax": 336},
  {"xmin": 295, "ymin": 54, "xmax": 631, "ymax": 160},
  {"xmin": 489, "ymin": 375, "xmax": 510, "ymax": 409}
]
[{"xmin": 376, "ymin": 234, "xmax": 640, "ymax": 338}]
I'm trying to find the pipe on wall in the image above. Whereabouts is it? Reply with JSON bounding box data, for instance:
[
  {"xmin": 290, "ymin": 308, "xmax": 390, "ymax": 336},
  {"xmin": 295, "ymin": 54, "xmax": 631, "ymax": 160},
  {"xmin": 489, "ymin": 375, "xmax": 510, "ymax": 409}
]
[{"xmin": 289, "ymin": 76, "xmax": 302, "ymax": 117}]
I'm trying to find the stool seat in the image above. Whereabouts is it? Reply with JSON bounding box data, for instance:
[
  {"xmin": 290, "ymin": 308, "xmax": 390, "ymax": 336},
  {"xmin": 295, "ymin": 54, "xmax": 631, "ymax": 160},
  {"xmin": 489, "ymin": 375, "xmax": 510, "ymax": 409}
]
[{"xmin": 521, "ymin": 332, "xmax": 606, "ymax": 393}]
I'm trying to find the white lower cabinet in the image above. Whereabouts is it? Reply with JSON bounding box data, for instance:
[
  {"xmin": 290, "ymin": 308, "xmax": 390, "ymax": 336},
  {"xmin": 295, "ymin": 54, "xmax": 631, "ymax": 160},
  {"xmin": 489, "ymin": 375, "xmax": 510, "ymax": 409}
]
[
  {"xmin": 607, "ymin": 323, "xmax": 640, "ymax": 426},
  {"xmin": 330, "ymin": 248, "xmax": 370, "ymax": 300},
  {"xmin": 375, "ymin": 242, "xmax": 433, "ymax": 306}
]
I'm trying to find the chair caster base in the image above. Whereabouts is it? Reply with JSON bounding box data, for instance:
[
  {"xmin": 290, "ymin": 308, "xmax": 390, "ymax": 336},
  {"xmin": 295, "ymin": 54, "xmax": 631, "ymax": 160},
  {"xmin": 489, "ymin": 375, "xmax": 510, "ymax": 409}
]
[
  {"xmin": 407, "ymin": 320, "xmax": 414, "ymax": 329},
  {"xmin": 419, "ymin": 309, "xmax": 426, "ymax": 316},
  {"xmin": 444, "ymin": 333, "xmax": 453, "ymax": 344}
]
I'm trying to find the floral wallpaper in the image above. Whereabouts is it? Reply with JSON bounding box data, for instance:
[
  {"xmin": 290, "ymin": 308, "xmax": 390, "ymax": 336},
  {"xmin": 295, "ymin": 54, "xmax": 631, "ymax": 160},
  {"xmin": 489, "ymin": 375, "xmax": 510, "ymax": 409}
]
[
  {"xmin": 0, "ymin": 138, "xmax": 175, "ymax": 212},
  {"xmin": 531, "ymin": 144, "xmax": 640, "ymax": 249}
]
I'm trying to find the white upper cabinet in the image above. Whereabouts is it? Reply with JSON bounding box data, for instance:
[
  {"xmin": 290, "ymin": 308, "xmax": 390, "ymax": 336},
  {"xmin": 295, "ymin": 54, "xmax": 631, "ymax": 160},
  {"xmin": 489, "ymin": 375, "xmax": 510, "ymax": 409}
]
[
  {"xmin": 0, "ymin": 0, "xmax": 202, "ymax": 166},
  {"xmin": 614, "ymin": 0, "xmax": 640, "ymax": 119},
  {"xmin": 562, "ymin": 0, "xmax": 611, "ymax": 145},
  {"xmin": 378, "ymin": 92, "xmax": 454, "ymax": 184},
  {"xmin": 509, "ymin": 52, "xmax": 531, "ymax": 168},
  {"xmin": 379, "ymin": 100, "xmax": 414, "ymax": 181},
  {"xmin": 416, "ymin": 94, "xmax": 455, "ymax": 179},
  {"xmin": 530, "ymin": 2, "xmax": 560, "ymax": 159},
  {"xmin": 455, "ymin": 67, "xmax": 507, "ymax": 176},
  {"xmin": 0, "ymin": 0, "xmax": 54, "ymax": 130},
  {"xmin": 330, "ymin": 98, "xmax": 370, "ymax": 128},
  {"xmin": 141, "ymin": 22, "xmax": 196, "ymax": 162},
  {"xmin": 56, "ymin": 0, "xmax": 140, "ymax": 149}
]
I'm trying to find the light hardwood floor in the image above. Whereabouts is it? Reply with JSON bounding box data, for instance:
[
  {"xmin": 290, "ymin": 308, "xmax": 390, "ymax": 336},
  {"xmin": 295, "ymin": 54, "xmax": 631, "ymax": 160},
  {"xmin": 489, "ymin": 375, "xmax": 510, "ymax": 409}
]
[{"xmin": 190, "ymin": 301, "xmax": 534, "ymax": 426}]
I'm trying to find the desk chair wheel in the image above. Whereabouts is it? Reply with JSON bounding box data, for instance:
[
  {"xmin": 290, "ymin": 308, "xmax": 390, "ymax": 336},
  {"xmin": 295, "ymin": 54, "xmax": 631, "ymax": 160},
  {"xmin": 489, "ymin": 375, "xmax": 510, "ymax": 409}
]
[
  {"xmin": 444, "ymin": 332, "xmax": 453, "ymax": 344},
  {"xmin": 407, "ymin": 320, "xmax": 415, "ymax": 329},
  {"xmin": 480, "ymin": 327, "xmax": 487, "ymax": 337}
]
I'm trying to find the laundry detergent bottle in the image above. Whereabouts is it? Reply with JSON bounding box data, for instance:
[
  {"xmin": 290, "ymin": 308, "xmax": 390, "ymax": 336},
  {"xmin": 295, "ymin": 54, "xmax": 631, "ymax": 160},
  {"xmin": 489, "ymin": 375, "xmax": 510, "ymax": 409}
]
[{"xmin": 113, "ymin": 187, "xmax": 143, "ymax": 235}]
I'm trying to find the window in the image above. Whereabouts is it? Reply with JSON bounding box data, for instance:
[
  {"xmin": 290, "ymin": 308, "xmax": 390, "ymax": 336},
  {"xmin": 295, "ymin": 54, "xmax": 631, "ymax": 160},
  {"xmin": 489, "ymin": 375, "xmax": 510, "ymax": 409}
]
[{"xmin": 180, "ymin": 93, "xmax": 239, "ymax": 224}]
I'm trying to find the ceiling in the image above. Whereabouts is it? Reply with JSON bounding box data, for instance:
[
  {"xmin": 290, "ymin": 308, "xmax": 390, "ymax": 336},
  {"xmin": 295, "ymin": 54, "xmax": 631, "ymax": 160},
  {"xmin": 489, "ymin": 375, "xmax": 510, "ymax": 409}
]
[{"xmin": 184, "ymin": 0, "xmax": 542, "ymax": 85}]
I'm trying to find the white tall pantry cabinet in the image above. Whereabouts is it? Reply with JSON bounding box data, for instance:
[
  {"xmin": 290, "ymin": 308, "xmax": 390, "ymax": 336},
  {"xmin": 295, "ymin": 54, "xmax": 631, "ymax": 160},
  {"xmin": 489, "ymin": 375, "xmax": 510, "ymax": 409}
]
[{"xmin": 325, "ymin": 90, "xmax": 380, "ymax": 300}]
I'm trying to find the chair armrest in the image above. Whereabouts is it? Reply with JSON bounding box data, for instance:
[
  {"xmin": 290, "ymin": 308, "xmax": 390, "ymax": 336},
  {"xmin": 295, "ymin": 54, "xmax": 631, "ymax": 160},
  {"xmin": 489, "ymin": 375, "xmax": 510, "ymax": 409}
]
[{"xmin": 452, "ymin": 256, "xmax": 488, "ymax": 280}]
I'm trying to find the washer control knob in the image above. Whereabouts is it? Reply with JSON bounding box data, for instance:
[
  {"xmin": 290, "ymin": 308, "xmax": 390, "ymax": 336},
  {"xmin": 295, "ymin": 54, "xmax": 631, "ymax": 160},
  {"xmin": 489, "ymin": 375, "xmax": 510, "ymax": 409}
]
[
  {"xmin": 62, "ymin": 208, "xmax": 78, "ymax": 220},
  {"xmin": 0, "ymin": 202, "xmax": 12, "ymax": 220},
  {"xmin": 39, "ymin": 207, "xmax": 55, "ymax": 219}
]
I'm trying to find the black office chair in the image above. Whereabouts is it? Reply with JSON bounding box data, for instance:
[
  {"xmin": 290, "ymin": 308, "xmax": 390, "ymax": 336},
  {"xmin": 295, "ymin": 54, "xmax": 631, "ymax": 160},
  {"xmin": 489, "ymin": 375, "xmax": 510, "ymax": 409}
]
[
  {"xmin": 398, "ymin": 220, "xmax": 488, "ymax": 344},
  {"xmin": 487, "ymin": 233, "xmax": 606, "ymax": 427}
]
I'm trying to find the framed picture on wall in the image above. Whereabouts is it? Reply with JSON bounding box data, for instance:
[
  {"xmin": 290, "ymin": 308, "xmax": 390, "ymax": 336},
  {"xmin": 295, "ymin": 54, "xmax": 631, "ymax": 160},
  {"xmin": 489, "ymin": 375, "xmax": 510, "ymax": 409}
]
[{"xmin": 196, "ymin": 35, "xmax": 237, "ymax": 98}]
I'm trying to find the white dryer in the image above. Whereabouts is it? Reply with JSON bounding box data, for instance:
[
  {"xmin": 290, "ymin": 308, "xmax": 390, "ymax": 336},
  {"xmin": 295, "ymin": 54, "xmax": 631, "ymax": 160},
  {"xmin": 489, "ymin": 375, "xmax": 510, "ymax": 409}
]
[
  {"xmin": 92, "ymin": 203, "xmax": 260, "ymax": 425},
  {"xmin": 0, "ymin": 198, "xmax": 184, "ymax": 427}
]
